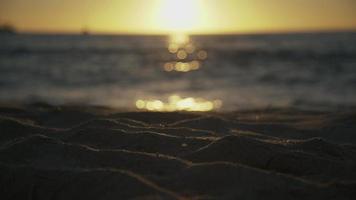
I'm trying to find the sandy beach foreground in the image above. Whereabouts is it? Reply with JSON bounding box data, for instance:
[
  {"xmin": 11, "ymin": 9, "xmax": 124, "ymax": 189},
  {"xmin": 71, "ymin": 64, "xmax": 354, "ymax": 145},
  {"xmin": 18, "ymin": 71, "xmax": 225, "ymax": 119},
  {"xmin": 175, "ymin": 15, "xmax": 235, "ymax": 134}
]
[{"xmin": 0, "ymin": 104, "xmax": 356, "ymax": 199}]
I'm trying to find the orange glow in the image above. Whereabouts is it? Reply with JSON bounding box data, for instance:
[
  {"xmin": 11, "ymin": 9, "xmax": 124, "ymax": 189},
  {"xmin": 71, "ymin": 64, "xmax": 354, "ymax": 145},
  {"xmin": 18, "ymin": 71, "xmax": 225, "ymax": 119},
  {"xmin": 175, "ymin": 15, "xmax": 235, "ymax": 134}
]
[
  {"xmin": 135, "ymin": 95, "xmax": 222, "ymax": 112},
  {"xmin": 1, "ymin": 0, "xmax": 355, "ymax": 34}
]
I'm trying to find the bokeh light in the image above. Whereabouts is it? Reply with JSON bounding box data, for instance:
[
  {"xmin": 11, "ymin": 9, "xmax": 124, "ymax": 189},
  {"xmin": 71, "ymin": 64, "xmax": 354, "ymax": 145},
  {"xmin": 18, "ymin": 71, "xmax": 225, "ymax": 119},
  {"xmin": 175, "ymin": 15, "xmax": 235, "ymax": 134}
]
[
  {"xmin": 163, "ymin": 61, "xmax": 201, "ymax": 72},
  {"xmin": 197, "ymin": 50, "xmax": 208, "ymax": 60},
  {"xmin": 135, "ymin": 95, "xmax": 222, "ymax": 112},
  {"xmin": 177, "ymin": 50, "xmax": 188, "ymax": 60},
  {"xmin": 164, "ymin": 34, "xmax": 207, "ymax": 73}
]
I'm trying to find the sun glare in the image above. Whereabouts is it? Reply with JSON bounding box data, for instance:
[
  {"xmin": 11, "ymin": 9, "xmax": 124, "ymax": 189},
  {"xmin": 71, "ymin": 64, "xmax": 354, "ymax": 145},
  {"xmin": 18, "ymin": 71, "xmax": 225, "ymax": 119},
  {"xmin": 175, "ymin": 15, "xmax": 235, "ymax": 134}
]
[{"xmin": 153, "ymin": 0, "xmax": 203, "ymax": 32}]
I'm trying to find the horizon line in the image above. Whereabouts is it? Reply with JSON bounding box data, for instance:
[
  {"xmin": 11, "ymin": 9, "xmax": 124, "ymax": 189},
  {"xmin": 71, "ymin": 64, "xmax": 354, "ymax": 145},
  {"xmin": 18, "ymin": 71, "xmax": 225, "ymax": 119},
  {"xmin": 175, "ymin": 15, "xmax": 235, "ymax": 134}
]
[{"xmin": 12, "ymin": 29, "xmax": 356, "ymax": 37}]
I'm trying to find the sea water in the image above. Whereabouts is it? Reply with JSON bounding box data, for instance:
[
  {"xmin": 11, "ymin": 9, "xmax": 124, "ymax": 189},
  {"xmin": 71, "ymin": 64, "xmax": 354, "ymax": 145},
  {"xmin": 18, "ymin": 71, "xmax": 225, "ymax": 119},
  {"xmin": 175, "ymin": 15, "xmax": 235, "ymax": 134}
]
[{"xmin": 0, "ymin": 32, "xmax": 355, "ymax": 111}]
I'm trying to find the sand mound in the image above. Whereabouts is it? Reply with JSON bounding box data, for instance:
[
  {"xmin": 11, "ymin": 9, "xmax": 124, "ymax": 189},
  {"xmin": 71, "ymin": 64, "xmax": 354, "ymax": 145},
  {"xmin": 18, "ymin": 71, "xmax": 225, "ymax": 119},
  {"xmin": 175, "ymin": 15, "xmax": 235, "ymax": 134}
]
[
  {"xmin": 64, "ymin": 127, "xmax": 211, "ymax": 156},
  {"xmin": 168, "ymin": 115, "xmax": 236, "ymax": 134},
  {"xmin": 0, "ymin": 117, "xmax": 60, "ymax": 145},
  {"xmin": 109, "ymin": 112, "xmax": 201, "ymax": 125},
  {"xmin": 1, "ymin": 105, "xmax": 356, "ymax": 199},
  {"xmin": 186, "ymin": 135, "xmax": 356, "ymax": 181},
  {"xmin": 74, "ymin": 118, "xmax": 216, "ymax": 137},
  {"xmin": 162, "ymin": 162, "xmax": 352, "ymax": 199},
  {"xmin": 0, "ymin": 164, "xmax": 182, "ymax": 200},
  {"xmin": 0, "ymin": 135, "xmax": 189, "ymax": 176}
]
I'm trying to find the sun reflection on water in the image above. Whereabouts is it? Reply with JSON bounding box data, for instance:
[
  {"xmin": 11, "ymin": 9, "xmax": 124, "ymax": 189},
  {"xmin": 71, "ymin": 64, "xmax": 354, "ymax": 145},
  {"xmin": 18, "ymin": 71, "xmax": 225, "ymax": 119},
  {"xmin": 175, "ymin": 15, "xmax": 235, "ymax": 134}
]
[
  {"xmin": 136, "ymin": 95, "xmax": 222, "ymax": 112},
  {"xmin": 164, "ymin": 61, "xmax": 200, "ymax": 72},
  {"xmin": 135, "ymin": 34, "xmax": 220, "ymax": 112},
  {"xmin": 163, "ymin": 33, "xmax": 208, "ymax": 73}
]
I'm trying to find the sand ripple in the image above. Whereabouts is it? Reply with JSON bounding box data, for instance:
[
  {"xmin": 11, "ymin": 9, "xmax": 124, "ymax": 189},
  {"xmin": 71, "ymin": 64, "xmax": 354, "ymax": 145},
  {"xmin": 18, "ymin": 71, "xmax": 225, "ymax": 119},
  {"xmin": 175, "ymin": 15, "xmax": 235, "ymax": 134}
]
[{"xmin": 1, "ymin": 105, "xmax": 356, "ymax": 199}]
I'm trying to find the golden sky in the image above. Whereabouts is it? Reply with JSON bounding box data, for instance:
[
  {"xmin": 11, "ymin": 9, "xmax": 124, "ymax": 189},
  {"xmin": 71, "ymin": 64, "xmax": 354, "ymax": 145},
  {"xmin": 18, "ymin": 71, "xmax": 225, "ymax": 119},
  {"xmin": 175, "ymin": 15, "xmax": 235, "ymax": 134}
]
[{"xmin": 1, "ymin": 0, "xmax": 356, "ymax": 34}]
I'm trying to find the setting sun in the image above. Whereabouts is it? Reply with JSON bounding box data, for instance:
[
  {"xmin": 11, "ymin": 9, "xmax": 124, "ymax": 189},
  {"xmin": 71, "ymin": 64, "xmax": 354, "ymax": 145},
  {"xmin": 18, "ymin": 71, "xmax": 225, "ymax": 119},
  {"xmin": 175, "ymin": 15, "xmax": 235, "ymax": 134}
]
[{"xmin": 152, "ymin": 0, "xmax": 205, "ymax": 32}]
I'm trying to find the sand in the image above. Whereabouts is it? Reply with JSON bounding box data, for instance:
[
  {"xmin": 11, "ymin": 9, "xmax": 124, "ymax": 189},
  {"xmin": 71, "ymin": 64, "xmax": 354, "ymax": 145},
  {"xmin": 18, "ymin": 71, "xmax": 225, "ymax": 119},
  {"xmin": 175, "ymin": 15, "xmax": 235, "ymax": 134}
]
[{"xmin": 1, "ymin": 104, "xmax": 356, "ymax": 199}]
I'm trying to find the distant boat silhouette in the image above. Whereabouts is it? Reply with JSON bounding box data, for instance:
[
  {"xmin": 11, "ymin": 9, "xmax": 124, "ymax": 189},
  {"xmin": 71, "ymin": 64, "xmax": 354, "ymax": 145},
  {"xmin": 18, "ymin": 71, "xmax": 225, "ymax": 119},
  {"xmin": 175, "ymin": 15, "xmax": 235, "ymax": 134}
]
[
  {"xmin": 81, "ymin": 27, "xmax": 90, "ymax": 36},
  {"xmin": 0, "ymin": 24, "xmax": 16, "ymax": 34}
]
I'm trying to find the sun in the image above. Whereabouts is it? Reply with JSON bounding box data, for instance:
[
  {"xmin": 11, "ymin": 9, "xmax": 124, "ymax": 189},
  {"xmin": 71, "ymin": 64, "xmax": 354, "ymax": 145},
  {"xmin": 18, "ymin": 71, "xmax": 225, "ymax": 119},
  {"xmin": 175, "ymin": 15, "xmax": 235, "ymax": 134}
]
[{"xmin": 152, "ymin": 0, "xmax": 203, "ymax": 33}]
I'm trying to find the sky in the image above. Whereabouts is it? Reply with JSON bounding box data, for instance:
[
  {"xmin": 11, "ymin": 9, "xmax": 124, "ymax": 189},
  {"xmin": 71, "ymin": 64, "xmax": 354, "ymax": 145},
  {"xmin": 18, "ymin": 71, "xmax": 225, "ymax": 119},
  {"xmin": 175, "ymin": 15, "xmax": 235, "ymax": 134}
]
[{"xmin": 1, "ymin": 0, "xmax": 356, "ymax": 34}]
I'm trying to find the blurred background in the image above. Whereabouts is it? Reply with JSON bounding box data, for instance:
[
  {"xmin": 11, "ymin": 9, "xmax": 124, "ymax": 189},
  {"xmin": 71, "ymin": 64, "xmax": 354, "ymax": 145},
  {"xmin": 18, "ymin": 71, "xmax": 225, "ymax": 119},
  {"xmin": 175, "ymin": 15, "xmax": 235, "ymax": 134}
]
[{"xmin": 1, "ymin": 0, "xmax": 356, "ymax": 111}]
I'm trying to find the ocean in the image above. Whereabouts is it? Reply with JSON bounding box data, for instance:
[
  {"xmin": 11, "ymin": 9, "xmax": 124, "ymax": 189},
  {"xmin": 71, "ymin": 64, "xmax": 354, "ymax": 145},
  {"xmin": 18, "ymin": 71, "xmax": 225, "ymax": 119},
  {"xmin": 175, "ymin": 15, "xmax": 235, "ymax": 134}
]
[{"xmin": 0, "ymin": 32, "xmax": 356, "ymax": 111}]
